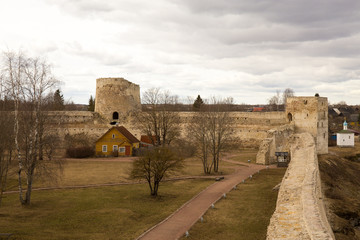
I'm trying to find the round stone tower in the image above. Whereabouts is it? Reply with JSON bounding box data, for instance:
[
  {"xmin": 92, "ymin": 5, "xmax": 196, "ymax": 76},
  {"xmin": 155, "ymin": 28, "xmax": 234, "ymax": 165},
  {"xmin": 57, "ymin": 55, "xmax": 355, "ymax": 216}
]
[{"xmin": 95, "ymin": 78, "xmax": 141, "ymax": 121}]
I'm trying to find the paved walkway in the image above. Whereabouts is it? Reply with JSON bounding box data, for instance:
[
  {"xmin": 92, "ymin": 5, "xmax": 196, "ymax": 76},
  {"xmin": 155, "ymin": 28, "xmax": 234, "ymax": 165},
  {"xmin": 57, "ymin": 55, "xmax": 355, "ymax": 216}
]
[{"xmin": 137, "ymin": 163, "xmax": 272, "ymax": 240}]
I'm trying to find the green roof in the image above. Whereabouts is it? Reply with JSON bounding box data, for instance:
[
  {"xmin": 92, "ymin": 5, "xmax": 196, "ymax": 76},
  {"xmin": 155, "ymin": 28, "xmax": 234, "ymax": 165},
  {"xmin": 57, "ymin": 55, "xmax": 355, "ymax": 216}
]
[{"xmin": 338, "ymin": 130, "xmax": 354, "ymax": 134}]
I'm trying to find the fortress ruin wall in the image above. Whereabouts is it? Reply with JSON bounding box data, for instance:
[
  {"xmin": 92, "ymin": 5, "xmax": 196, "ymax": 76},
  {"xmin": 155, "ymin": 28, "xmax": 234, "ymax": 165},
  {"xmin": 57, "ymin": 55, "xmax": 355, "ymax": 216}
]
[
  {"xmin": 51, "ymin": 110, "xmax": 288, "ymax": 153},
  {"xmin": 266, "ymin": 133, "xmax": 334, "ymax": 239}
]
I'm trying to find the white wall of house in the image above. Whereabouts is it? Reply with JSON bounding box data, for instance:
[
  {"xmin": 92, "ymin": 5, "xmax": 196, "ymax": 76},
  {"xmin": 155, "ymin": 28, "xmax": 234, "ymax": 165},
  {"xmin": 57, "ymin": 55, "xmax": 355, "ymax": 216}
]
[{"xmin": 337, "ymin": 133, "xmax": 354, "ymax": 147}]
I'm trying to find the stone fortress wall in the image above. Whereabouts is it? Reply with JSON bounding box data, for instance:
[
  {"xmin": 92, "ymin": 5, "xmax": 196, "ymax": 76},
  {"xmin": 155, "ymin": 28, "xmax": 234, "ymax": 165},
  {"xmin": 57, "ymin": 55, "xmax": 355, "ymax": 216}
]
[
  {"xmin": 54, "ymin": 78, "xmax": 328, "ymax": 157},
  {"xmin": 266, "ymin": 133, "xmax": 334, "ymax": 239},
  {"xmin": 51, "ymin": 110, "xmax": 288, "ymax": 149},
  {"xmin": 50, "ymin": 77, "xmax": 334, "ymax": 238}
]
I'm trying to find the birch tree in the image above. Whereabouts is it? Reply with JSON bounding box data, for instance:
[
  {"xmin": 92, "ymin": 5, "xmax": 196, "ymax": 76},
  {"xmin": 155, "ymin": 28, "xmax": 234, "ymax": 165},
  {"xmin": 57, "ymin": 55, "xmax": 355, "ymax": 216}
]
[
  {"xmin": 0, "ymin": 75, "xmax": 13, "ymax": 206},
  {"xmin": 2, "ymin": 51, "xmax": 58, "ymax": 205}
]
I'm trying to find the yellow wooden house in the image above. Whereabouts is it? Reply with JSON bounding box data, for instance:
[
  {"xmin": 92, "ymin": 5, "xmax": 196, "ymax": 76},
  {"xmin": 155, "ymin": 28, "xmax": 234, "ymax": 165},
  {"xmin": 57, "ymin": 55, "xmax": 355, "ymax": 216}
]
[{"xmin": 95, "ymin": 126, "xmax": 140, "ymax": 157}]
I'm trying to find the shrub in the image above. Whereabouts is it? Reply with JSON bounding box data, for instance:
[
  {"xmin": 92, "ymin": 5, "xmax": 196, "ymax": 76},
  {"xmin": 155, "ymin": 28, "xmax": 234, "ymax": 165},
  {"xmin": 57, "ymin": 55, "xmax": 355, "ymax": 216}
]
[{"xmin": 66, "ymin": 146, "xmax": 95, "ymax": 158}]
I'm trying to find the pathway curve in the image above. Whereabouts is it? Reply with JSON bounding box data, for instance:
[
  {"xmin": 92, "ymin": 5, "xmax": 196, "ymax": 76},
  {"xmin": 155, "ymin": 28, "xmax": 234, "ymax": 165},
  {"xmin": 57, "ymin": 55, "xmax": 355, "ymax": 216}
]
[{"xmin": 137, "ymin": 163, "xmax": 273, "ymax": 240}]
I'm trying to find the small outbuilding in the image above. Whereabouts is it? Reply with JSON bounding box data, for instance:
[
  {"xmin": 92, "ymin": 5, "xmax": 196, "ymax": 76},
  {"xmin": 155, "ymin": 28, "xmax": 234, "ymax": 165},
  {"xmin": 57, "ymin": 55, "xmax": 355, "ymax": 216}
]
[
  {"xmin": 337, "ymin": 120, "xmax": 355, "ymax": 147},
  {"xmin": 95, "ymin": 126, "xmax": 140, "ymax": 157},
  {"xmin": 275, "ymin": 152, "xmax": 290, "ymax": 167}
]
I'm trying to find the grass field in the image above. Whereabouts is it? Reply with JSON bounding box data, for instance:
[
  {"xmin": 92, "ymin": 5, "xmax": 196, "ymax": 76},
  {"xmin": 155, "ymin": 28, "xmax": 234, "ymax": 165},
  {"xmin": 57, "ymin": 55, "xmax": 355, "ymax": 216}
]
[
  {"xmin": 5, "ymin": 151, "xmax": 249, "ymax": 191},
  {"xmin": 1, "ymin": 179, "xmax": 213, "ymax": 240},
  {"xmin": 1, "ymin": 149, "xmax": 285, "ymax": 240},
  {"xmin": 180, "ymin": 168, "xmax": 286, "ymax": 240}
]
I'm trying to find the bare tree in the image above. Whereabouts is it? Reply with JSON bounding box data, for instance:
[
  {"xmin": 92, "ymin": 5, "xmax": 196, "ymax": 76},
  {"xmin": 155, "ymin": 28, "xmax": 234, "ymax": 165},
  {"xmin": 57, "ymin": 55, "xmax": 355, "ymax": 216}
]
[
  {"xmin": 135, "ymin": 88, "xmax": 181, "ymax": 146},
  {"xmin": 2, "ymin": 51, "xmax": 59, "ymax": 205},
  {"xmin": 0, "ymin": 90, "xmax": 13, "ymax": 205},
  {"xmin": 190, "ymin": 97, "xmax": 234, "ymax": 174},
  {"xmin": 268, "ymin": 88, "xmax": 295, "ymax": 111},
  {"xmin": 131, "ymin": 147, "xmax": 183, "ymax": 196},
  {"xmin": 268, "ymin": 90, "xmax": 281, "ymax": 111},
  {"xmin": 189, "ymin": 111, "xmax": 212, "ymax": 174},
  {"xmin": 282, "ymin": 88, "xmax": 295, "ymax": 105}
]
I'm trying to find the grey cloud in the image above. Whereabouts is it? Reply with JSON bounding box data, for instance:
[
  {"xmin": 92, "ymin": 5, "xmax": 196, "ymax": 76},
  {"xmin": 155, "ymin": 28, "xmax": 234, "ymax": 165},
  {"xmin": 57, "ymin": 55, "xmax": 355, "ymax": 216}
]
[
  {"xmin": 174, "ymin": 0, "xmax": 360, "ymax": 26},
  {"xmin": 63, "ymin": 42, "xmax": 130, "ymax": 66},
  {"xmin": 34, "ymin": 0, "xmax": 360, "ymax": 105}
]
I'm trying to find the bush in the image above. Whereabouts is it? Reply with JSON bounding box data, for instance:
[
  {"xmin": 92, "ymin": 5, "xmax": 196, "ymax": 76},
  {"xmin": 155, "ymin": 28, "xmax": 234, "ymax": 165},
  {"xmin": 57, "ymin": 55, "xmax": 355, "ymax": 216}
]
[{"xmin": 66, "ymin": 146, "xmax": 95, "ymax": 158}]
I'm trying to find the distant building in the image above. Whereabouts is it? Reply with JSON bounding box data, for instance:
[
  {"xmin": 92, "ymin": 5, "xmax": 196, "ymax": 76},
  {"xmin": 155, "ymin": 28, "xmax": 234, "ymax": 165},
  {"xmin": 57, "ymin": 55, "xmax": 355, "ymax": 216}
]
[
  {"xmin": 337, "ymin": 120, "xmax": 354, "ymax": 147},
  {"xmin": 140, "ymin": 135, "xmax": 155, "ymax": 148},
  {"xmin": 95, "ymin": 126, "xmax": 140, "ymax": 157},
  {"xmin": 252, "ymin": 107, "xmax": 265, "ymax": 112}
]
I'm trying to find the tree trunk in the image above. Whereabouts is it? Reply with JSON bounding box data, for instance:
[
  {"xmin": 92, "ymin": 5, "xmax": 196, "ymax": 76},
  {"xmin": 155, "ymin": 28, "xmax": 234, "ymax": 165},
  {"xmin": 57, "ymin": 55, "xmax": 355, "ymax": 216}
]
[{"xmin": 152, "ymin": 181, "xmax": 159, "ymax": 196}]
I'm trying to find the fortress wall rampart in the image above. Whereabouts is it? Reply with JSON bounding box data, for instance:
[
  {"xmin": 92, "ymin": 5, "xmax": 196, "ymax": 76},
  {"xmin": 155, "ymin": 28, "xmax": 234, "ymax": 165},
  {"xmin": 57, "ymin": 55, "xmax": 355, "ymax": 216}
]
[
  {"xmin": 51, "ymin": 110, "xmax": 287, "ymax": 154},
  {"xmin": 47, "ymin": 111, "xmax": 96, "ymax": 124},
  {"xmin": 53, "ymin": 111, "xmax": 286, "ymax": 129},
  {"xmin": 179, "ymin": 111, "xmax": 287, "ymax": 126},
  {"xmin": 266, "ymin": 133, "xmax": 334, "ymax": 239}
]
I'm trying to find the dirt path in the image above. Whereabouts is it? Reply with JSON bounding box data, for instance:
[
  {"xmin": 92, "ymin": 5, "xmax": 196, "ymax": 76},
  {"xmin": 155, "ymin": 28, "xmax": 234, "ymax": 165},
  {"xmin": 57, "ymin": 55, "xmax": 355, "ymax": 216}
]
[{"xmin": 136, "ymin": 163, "xmax": 273, "ymax": 240}]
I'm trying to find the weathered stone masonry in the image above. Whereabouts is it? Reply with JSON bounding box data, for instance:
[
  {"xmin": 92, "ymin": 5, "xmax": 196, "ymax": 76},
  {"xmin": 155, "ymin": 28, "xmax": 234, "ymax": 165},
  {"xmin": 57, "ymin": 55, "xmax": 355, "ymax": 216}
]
[
  {"xmin": 266, "ymin": 133, "xmax": 334, "ymax": 239},
  {"xmin": 47, "ymin": 78, "xmax": 333, "ymax": 238}
]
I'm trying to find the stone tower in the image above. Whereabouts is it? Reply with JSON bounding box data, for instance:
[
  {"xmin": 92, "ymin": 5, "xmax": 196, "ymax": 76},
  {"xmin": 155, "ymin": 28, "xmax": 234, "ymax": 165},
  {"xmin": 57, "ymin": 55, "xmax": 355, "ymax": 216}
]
[
  {"xmin": 285, "ymin": 96, "xmax": 328, "ymax": 154},
  {"xmin": 94, "ymin": 78, "xmax": 141, "ymax": 121}
]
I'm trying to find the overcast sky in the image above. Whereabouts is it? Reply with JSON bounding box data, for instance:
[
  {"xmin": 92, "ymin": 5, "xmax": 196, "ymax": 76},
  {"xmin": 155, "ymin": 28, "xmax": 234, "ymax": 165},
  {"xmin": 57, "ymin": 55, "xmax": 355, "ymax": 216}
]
[{"xmin": 1, "ymin": 0, "xmax": 360, "ymax": 105}]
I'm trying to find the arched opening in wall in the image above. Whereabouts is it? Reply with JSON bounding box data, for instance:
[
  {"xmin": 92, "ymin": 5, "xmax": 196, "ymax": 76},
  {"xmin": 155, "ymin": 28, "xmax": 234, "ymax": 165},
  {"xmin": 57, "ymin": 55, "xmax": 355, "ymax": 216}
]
[
  {"xmin": 113, "ymin": 112, "xmax": 119, "ymax": 120},
  {"xmin": 287, "ymin": 113, "xmax": 293, "ymax": 122}
]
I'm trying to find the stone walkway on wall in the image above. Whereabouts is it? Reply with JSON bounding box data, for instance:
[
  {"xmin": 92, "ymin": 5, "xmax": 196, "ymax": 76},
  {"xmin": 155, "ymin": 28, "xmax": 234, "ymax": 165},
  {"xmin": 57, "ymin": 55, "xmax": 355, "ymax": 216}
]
[
  {"xmin": 136, "ymin": 163, "xmax": 270, "ymax": 240},
  {"xmin": 266, "ymin": 133, "xmax": 334, "ymax": 240}
]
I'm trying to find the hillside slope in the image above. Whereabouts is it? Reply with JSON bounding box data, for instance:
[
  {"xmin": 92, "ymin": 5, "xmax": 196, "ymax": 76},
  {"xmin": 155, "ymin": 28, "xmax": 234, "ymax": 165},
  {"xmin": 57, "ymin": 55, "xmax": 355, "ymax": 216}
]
[{"xmin": 319, "ymin": 144, "xmax": 360, "ymax": 240}]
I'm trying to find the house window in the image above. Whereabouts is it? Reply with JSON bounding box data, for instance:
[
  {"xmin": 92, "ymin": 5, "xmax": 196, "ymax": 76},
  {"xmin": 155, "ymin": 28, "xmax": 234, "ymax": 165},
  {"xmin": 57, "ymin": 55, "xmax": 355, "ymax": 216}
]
[
  {"xmin": 119, "ymin": 147, "xmax": 125, "ymax": 153},
  {"xmin": 112, "ymin": 134, "xmax": 115, "ymax": 139},
  {"xmin": 349, "ymin": 136, "xmax": 351, "ymax": 139},
  {"xmin": 113, "ymin": 145, "xmax": 118, "ymax": 152},
  {"xmin": 102, "ymin": 145, "xmax": 107, "ymax": 152}
]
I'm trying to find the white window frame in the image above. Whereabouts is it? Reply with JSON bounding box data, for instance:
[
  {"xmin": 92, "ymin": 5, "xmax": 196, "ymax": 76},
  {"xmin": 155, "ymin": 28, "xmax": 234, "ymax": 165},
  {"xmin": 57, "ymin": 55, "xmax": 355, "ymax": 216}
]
[
  {"xmin": 119, "ymin": 147, "xmax": 125, "ymax": 153},
  {"xmin": 102, "ymin": 145, "xmax": 107, "ymax": 152},
  {"xmin": 113, "ymin": 145, "xmax": 118, "ymax": 152}
]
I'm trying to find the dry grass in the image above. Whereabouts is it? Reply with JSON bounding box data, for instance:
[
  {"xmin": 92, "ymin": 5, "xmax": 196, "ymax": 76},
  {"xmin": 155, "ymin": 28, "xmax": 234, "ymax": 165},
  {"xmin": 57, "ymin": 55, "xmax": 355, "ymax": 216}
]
[
  {"xmin": 1, "ymin": 148, "xmax": 282, "ymax": 240},
  {"xmin": 5, "ymin": 160, "xmax": 134, "ymax": 191},
  {"xmin": 328, "ymin": 141, "xmax": 360, "ymax": 158},
  {"xmin": 227, "ymin": 148, "xmax": 258, "ymax": 164},
  {"xmin": 319, "ymin": 142, "xmax": 360, "ymax": 240},
  {"xmin": 6, "ymin": 150, "xmax": 254, "ymax": 191},
  {"xmin": 0, "ymin": 179, "xmax": 213, "ymax": 240},
  {"xmin": 180, "ymin": 168, "xmax": 286, "ymax": 240},
  {"xmin": 175, "ymin": 158, "xmax": 238, "ymax": 177}
]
